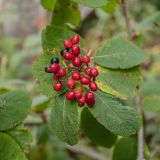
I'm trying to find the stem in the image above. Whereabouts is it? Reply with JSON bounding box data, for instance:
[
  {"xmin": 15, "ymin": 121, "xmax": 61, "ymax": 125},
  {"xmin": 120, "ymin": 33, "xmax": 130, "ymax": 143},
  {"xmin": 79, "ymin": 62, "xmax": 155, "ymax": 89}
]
[{"xmin": 121, "ymin": 0, "xmax": 134, "ymax": 39}]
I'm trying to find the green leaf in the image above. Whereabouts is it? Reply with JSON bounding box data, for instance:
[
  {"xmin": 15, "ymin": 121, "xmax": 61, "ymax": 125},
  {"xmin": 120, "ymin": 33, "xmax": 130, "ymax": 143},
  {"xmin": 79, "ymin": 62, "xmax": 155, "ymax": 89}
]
[
  {"xmin": 5, "ymin": 125, "xmax": 32, "ymax": 152},
  {"xmin": 0, "ymin": 91, "xmax": 31, "ymax": 131},
  {"xmin": 102, "ymin": 0, "xmax": 120, "ymax": 14},
  {"xmin": 89, "ymin": 91, "xmax": 141, "ymax": 136},
  {"xmin": 51, "ymin": 0, "xmax": 80, "ymax": 28},
  {"xmin": 0, "ymin": 132, "xmax": 27, "ymax": 160},
  {"xmin": 94, "ymin": 38, "xmax": 149, "ymax": 69},
  {"xmin": 32, "ymin": 50, "xmax": 67, "ymax": 97},
  {"xmin": 112, "ymin": 137, "xmax": 137, "ymax": 160},
  {"xmin": 81, "ymin": 107, "xmax": 117, "ymax": 148},
  {"xmin": 96, "ymin": 66, "xmax": 143, "ymax": 99},
  {"xmin": 50, "ymin": 96, "xmax": 79, "ymax": 145},
  {"xmin": 42, "ymin": 25, "xmax": 84, "ymax": 51},
  {"xmin": 73, "ymin": 0, "xmax": 108, "ymax": 8},
  {"xmin": 40, "ymin": 0, "xmax": 57, "ymax": 11}
]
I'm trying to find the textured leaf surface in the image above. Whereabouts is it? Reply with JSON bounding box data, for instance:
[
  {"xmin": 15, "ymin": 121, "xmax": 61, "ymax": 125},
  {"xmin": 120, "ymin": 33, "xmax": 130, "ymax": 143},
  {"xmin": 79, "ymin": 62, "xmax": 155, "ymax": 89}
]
[
  {"xmin": 0, "ymin": 91, "xmax": 31, "ymax": 131},
  {"xmin": 89, "ymin": 91, "xmax": 141, "ymax": 136},
  {"xmin": 81, "ymin": 108, "xmax": 117, "ymax": 148},
  {"xmin": 73, "ymin": 0, "xmax": 108, "ymax": 8},
  {"xmin": 96, "ymin": 66, "xmax": 143, "ymax": 99},
  {"xmin": 0, "ymin": 132, "xmax": 27, "ymax": 160},
  {"xmin": 32, "ymin": 51, "xmax": 67, "ymax": 97},
  {"xmin": 50, "ymin": 96, "xmax": 79, "ymax": 145},
  {"xmin": 42, "ymin": 25, "xmax": 84, "ymax": 50},
  {"xmin": 40, "ymin": 0, "xmax": 57, "ymax": 10},
  {"xmin": 113, "ymin": 137, "xmax": 137, "ymax": 160},
  {"xmin": 94, "ymin": 38, "xmax": 149, "ymax": 69},
  {"xmin": 51, "ymin": 0, "xmax": 80, "ymax": 27}
]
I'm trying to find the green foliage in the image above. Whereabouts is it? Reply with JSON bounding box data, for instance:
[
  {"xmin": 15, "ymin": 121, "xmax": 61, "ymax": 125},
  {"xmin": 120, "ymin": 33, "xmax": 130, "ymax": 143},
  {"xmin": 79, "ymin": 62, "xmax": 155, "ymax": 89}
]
[
  {"xmin": 89, "ymin": 91, "xmax": 141, "ymax": 136},
  {"xmin": 50, "ymin": 96, "xmax": 79, "ymax": 145},
  {"xmin": 73, "ymin": 0, "xmax": 108, "ymax": 8},
  {"xmin": 81, "ymin": 108, "xmax": 117, "ymax": 148},
  {"xmin": 96, "ymin": 66, "xmax": 143, "ymax": 99},
  {"xmin": 51, "ymin": 0, "xmax": 80, "ymax": 28},
  {"xmin": 0, "ymin": 132, "xmax": 27, "ymax": 160},
  {"xmin": 40, "ymin": 0, "xmax": 57, "ymax": 11},
  {"xmin": 113, "ymin": 137, "xmax": 137, "ymax": 160},
  {"xmin": 94, "ymin": 38, "xmax": 149, "ymax": 69},
  {"xmin": 41, "ymin": 25, "xmax": 84, "ymax": 50},
  {"xmin": 0, "ymin": 91, "xmax": 31, "ymax": 131}
]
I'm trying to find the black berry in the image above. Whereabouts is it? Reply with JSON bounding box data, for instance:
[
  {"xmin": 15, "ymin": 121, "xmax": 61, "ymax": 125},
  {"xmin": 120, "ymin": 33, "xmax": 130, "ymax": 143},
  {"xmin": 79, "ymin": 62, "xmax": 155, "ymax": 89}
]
[
  {"xmin": 51, "ymin": 57, "xmax": 59, "ymax": 64},
  {"xmin": 61, "ymin": 48, "xmax": 69, "ymax": 56}
]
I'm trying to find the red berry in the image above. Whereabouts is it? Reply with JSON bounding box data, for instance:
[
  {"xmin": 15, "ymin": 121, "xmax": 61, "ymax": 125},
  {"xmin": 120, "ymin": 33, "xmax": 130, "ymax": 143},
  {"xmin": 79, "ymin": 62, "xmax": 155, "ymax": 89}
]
[
  {"xmin": 71, "ymin": 35, "xmax": 79, "ymax": 44},
  {"xmin": 63, "ymin": 52, "xmax": 74, "ymax": 60},
  {"xmin": 57, "ymin": 68, "xmax": 66, "ymax": 77},
  {"xmin": 89, "ymin": 82, "xmax": 98, "ymax": 92},
  {"xmin": 78, "ymin": 96, "xmax": 85, "ymax": 107},
  {"xmin": 72, "ymin": 45, "xmax": 80, "ymax": 56},
  {"xmin": 82, "ymin": 55, "xmax": 90, "ymax": 64},
  {"xmin": 80, "ymin": 76, "xmax": 90, "ymax": 85},
  {"xmin": 84, "ymin": 67, "xmax": 91, "ymax": 75},
  {"xmin": 50, "ymin": 63, "xmax": 60, "ymax": 73},
  {"xmin": 85, "ymin": 91, "xmax": 94, "ymax": 102},
  {"xmin": 45, "ymin": 67, "xmax": 52, "ymax": 73},
  {"xmin": 74, "ymin": 89, "xmax": 82, "ymax": 99},
  {"xmin": 72, "ymin": 56, "xmax": 81, "ymax": 67},
  {"xmin": 53, "ymin": 82, "xmax": 62, "ymax": 91},
  {"xmin": 90, "ymin": 67, "xmax": 99, "ymax": 77},
  {"xmin": 86, "ymin": 99, "xmax": 95, "ymax": 106},
  {"xmin": 66, "ymin": 91, "xmax": 75, "ymax": 100},
  {"xmin": 54, "ymin": 74, "xmax": 60, "ymax": 80},
  {"xmin": 64, "ymin": 40, "xmax": 72, "ymax": 48},
  {"xmin": 72, "ymin": 71, "xmax": 81, "ymax": 81},
  {"xmin": 67, "ymin": 78, "xmax": 75, "ymax": 88}
]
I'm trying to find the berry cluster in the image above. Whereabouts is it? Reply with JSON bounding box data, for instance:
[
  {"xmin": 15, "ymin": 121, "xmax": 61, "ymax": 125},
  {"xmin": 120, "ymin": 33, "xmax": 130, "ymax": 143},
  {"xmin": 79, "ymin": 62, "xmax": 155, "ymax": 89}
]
[{"xmin": 45, "ymin": 35, "xmax": 99, "ymax": 107}]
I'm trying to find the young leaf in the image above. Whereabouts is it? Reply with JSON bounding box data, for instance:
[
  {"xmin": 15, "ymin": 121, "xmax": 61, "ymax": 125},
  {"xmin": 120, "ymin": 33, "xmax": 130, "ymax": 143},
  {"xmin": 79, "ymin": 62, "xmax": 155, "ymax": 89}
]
[
  {"xmin": 50, "ymin": 96, "xmax": 79, "ymax": 145},
  {"xmin": 42, "ymin": 25, "xmax": 84, "ymax": 51},
  {"xmin": 73, "ymin": 0, "xmax": 108, "ymax": 8},
  {"xmin": 112, "ymin": 137, "xmax": 137, "ymax": 160},
  {"xmin": 40, "ymin": 0, "xmax": 57, "ymax": 11},
  {"xmin": 94, "ymin": 38, "xmax": 149, "ymax": 69},
  {"xmin": 0, "ymin": 91, "xmax": 31, "ymax": 131},
  {"xmin": 81, "ymin": 107, "xmax": 117, "ymax": 148},
  {"xmin": 96, "ymin": 66, "xmax": 143, "ymax": 99},
  {"xmin": 89, "ymin": 91, "xmax": 141, "ymax": 136},
  {"xmin": 32, "ymin": 51, "xmax": 67, "ymax": 97},
  {"xmin": 0, "ymin": 132, "xmax": 27, "ymax": 160},
  {"xmin": 51, "ymin": 0, "xmax": 80, "ymax": 28}
]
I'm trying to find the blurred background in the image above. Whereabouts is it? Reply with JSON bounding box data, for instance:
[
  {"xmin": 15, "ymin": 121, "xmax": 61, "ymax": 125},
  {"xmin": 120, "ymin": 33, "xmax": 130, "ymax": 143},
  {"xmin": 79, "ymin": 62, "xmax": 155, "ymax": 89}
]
[{"xmin": 0, "ymin": 0, "xmax": 160, "ymax": 159}]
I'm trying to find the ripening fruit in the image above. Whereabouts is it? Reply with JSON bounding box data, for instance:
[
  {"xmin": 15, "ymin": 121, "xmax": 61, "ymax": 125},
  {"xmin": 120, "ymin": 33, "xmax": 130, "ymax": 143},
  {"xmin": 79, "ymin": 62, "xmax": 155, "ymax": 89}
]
[
  {"xmin": 54, "ymin": 74, "xmax": 60, "ymax": 81},
  {"xmin": 50, "ymin": 63, "xmax": 60, "ymax": 73},
  {"xmin": 74, "ymin": 89, "xmax": 82, "ymax": 99},
  {"xmin": 51, "ymin": 57, "xmax": 59, "ymax": 64},
  {"xmin": 72, "ymin": 71, "xmax": 81, "ymax": 81},
  {"xmin": 61, "ymin": 48, "xmax": 69, "ymax": 56},
  {"xmin": 89, "ymin": 81, "xmax": 98, "ymax": 91},
  {"xmin": 85, "ymin": 91, "xmax": 94, "ymax": 102},
  {"xmin": 90, "ymin": 67, "xmax": 99, "ymax": 77},
  {"xmin": 67, "ymin": 78, "xmax": 75, "ymax": 88},
  {"xmin": 80, "ymin": 76, "xmax": 90, "ymax": 85},
  {"xmin": 66, "ymin": 91, "xmax": 75, "ymax": 100},
  {"xmin": 82, "ymin": 55, "xmax": 90, "ymax": 64},
  {"xmin": 84, "ymin": 67, "xmax": 91, "ymax": 75},
  {"xmin": 57, "ymin": 68, "xmax": 66, "ymax": 77},
  {"xmin": 86, "ymin": 99, "xmax": 95, "ymax": 106},
  {"xmin": 72, "ymin": 45, "xmax": 80, "ymax": 56},
  {"xmin": 64, "ymin": 40, "xmax": 73, "ymax": 49},
  {"xmin": 63, "ymin": 52, "xmax": 74, "ymax": 60},
  {"xmin": 53, "ymin": 82, "xmax": 62, "ymax": 91},
  {"xmin": 45, "ymin": 67, "xmax": 52, "ymax": 73},
  {"xmin": 72, "ymin": 56, "xmax": 81, "ymax": 67},
  {"xmin": 71, "ymin": 35, "xmax": 79, "ymax": 44},
  {"xmin": 78, "ymin": 96, "xmax": 85, "ymax": 107}
]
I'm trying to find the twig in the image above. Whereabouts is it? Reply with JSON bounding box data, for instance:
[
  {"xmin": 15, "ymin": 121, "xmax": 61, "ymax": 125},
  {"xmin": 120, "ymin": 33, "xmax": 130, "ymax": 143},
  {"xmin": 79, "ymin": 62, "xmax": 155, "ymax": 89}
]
[
  {"xmin": 121, "ymin": 0, "xmax": 134, "ymax": 39},
  {"xmin": 66, "ymin": 145, "xmax": 107, "ymax": 160}
]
